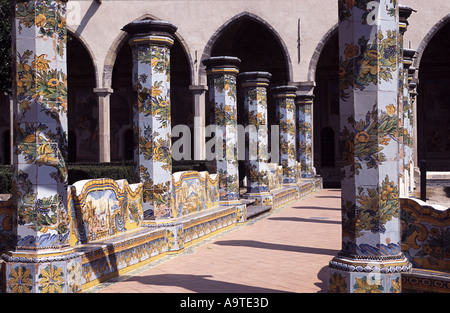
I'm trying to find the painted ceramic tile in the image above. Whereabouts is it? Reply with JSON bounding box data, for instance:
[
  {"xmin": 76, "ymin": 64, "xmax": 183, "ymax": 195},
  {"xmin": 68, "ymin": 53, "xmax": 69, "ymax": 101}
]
[
  {"xmin": 127, "ymin": 31, "xmax": 174, "ymax": 219},
  {"xmin": 6, "ymin": 263, "xmax": 36, "ymax": 293},
  {"xmin": 240, "ymin": 72, "xmax": 271, "ymax": 194},
  {"xmin": 203, "ymin": 57, "xmax": 240, "ymax": 203},
  {"xmin": 330, "ymin": 0, "xmax": 410, "ymax": 293},
  {"xmin": 273, "ymin": 86, "xmax": 297, "ymax": 184},
  {"xmin": 67, "ymin": 178, "xmax": 143, "ymax": 245},
  {"xmin": 172, "ymin": 171, "xmax": 207, "ymax": 217},
  {"xmin": 12, "ymin": 0, "xmax": 69, "ymax": 251},
  {"xmin": 296, "ymin": 97, "xmax": 313, "ymax": 178}
]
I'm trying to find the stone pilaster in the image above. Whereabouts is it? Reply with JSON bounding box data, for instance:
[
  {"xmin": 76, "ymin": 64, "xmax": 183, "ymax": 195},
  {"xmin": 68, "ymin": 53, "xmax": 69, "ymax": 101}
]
[
  {"xmin": 190, "ymin": 84, "xmax": 208, "ymax": 161},
  {"xmin": 202, "ymin": 56, "xmax": 241, "ymax": 204},
  {"xmin": 239, "ymin": 71, "xmax": 271, "ymax": 194},
  {"xmin": 93, "ymin": 87, "xmax": 113, "ymax": 163},
  {"xmin": 295, "ymin": 94, "xmax": 314, "ymax": 178},
  {"xmin": 328, "ymin": 0, "xmax": 411, "ymax": 293},
  {"xmin": 123, "ymin": 20, "xmax": 177, "ymax": 219},
  {"xmin": 3, "ymin": 0, "xmax": 82, "ymax": 293},
  {"xmin": 272, "ymin": 85, "xmax": 298, "ymax": 185}
]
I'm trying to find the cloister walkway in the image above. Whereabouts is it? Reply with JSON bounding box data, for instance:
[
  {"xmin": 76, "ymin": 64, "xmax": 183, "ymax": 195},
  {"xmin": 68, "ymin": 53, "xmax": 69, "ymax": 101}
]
[{"xmin": 90, "ymin": 188, "xmax": 342, "ymax": 293}]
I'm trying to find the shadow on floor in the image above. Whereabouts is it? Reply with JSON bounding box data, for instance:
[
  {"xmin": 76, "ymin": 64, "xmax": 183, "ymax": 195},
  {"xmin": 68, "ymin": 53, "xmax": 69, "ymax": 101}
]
[
  {"xmin": 315, "ymin": 266, "xmax": 329, "ymax": 293},
  {"xmin": 122, "ymin": 273, "xmax": 288, "ymax": 293},
  {"xmin": 214, "ymin": 240, "xmax": 339, "ymax": 256},
  {"xmin": 314, "ymin": 195, "xmax": 341, "ymax": 199},
  {"xmin": 268, "ymin": 216, "xmax": 341, "ymax": 225},
  {"xmin": 291, "ymin": 205, "xmax": 342, "ymax": 211}
]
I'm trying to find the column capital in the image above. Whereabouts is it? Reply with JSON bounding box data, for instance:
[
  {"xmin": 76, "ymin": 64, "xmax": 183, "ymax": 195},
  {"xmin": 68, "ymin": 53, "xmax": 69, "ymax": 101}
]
[
  {"xmin": 93, "ymin": 87, "xmax": 113, "ymax": 96},
  {"xmin": 122, "ymin": 20, "xmax": 178, "ymax": 47},
  {"xmin": 202, "ymin": 56, "xmax": 241, "ymax": 76},
  {"xmin": 189, "ymin": 84, "xmax": 208, "ymax": 93},
  {"xmin": 295, "ymin": 94, "xmax": 315, "ymax": 104},
  {"xmin": 399, "ymin": 5, "xmax": 415, "ymax": 34},
  {"xmin": 403, "ymin": 48, "xmax": 417, "ymax": 60},
  {"xmin": 399, "ymin": 5, "xmax": 415, "ymax": 24},
  {"xmin": 271, "ymin": 85, "xmax": 297, "ymax": 98},
  {"xmin": 238, "ymin": 71, "xmax": 271, "ymax": 88}
]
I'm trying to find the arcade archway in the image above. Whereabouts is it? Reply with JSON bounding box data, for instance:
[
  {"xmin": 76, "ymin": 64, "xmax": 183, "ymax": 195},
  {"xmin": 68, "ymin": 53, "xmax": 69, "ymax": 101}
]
[{"xmin": 417, "ymin": 20, "xmax": 450, "ymax": 170}]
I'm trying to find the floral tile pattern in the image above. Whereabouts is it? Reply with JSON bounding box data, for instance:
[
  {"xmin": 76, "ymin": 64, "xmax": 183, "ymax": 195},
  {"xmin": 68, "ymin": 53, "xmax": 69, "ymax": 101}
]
[
  {"xmin": 203, "ymin": 57, "xmax": 241, "ymax": 203},
  {"xmin": 124, "ymin": 21, "xmax": 177, "ymax": 219},
  {"xmin": 296, "ymin": 96, "xmax": 314, "ymax": 178},
  {"xmin": 329, "ymin": 0, "xmax": 412, "ymax": 293},
  {"xmin": 13, "ymin": 0, "xmax": 69, "ymax": 251},
  {"xmin": 273, "ymin": 86, "xmax": 298, "ymax": 184},
  {"xmin": 240, "ymin": 72, "xmax": 271, "ymax": 194},
  {"xmin": 401, "ymin": 198, "xmax": 450, "ymax": 272},
  {"xmin": 338, "ymin": 0, "xmax": 401, "ymax": 258}
]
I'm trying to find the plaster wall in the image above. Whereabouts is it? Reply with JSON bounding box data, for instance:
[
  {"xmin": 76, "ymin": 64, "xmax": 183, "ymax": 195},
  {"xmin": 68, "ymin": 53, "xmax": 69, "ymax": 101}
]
[
  {"xmin": 68, "ymin": 0, "xmax": 339, "ymax": 88},
  {"xmin": 68, "ymin": 0, "xmax": 450, "ymax": 90}
]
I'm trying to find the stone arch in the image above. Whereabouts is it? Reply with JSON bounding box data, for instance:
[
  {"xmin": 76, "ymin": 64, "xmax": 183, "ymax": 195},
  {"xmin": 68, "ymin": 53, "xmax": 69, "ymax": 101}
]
[
  {"xmin": 415, "ymin": 15, "xmax": 450, "ymax": 170},
  {"xmin": 413, "ymin": 13, "xmax": 450, "ymax": 80},
  {"xmin": 67, "ymin": 26, "xmax": 99, "ymax": 88},
  {"xmin": 66, "ymin": 28, "xmax": 98, "ymax": 162},
  {"xmin": 308, "ymin": 23, "xmax": 338, "ymax": 82},
  {"xmin": 102, "ymin": 13, "xmax": 195, "ymax": 89},
  {"xmin": 200, "ymin": 11, "xmax": 293, "ymax": 83},
  {"xmin": 312, "ymin": 24, "xmax": 340, "ymax": 187}
]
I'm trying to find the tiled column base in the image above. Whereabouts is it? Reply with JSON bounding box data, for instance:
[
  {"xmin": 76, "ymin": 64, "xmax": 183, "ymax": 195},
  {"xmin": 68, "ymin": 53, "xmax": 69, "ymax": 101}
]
[
  {"xmin": 328, "ymin": 256, "xmax": 411, "ymax": 293},
  {"xmin": 2, "ymin": 249, "xmax": 82, "ymax": 293}
]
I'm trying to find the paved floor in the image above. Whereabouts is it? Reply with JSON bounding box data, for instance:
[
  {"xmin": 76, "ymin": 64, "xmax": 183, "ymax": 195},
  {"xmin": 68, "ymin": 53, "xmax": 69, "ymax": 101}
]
[{"xmin": 91, "ymin": 188, "xmax": 342, "ymax": 293}]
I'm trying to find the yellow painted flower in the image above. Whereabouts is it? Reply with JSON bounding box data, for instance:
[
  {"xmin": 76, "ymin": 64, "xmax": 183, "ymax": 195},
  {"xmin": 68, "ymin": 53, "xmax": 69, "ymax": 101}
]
[
  {"xmin": 35, "ymin": 14, "xmax": 47, "ymax": 28},
  {"xmin": 9, "ymin": 266, "xmax": 33, "ymax": 293},
  {"xmin": 47, "ymin": 78, "xmax": 60, "ymax": 87},
  {"xmin": 344, "ymin": 42, "xmax": 359, "ymax": 60},
  {"xmin": 380, "ymin": 135, "xmax": 391, "ymax": 145},
  {"xmin": 386, "ymin": 104, "xmax": 396, "ymax": 116},
  {"xmin": 356, "ymin": 131, "xmax": 370, "ymax": 143},
  {"xmin": 423, "ymin": 244, "xmax": 432, "ymax": 255},
  {"xmin": 151, "ymin": 86, "xmax": 162, "ymax": 97},
  {"xmin": 39, "ymin": 265, "xmax": 65, "ymax": 293},
  {"xmin": 359, "ymin": 60, "xmax": 378, "ymax": 77},
  {"xmin": 151, "ymin": 57, "xmax": 159, "ymax": 67},
  {"xmin": 32, "ymin": 54, "xmax": 51, "ymax": 71},
  {"xmin": 328, "ymin": 272, "xmax": 347, "ymax": 293},
  {"xmin": 159, "ymin": 100, "xmax": 168, "ymax": 107},
  {"xmin": 354, "ymin": 277, "xmax": 383, "ymax": 293}
]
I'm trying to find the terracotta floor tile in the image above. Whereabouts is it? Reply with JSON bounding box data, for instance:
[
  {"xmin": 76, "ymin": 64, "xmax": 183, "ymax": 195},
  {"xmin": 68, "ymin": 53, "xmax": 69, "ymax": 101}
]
[{"xmin": 92, "ymin": 188, "xmax": 342, "ymax": 294}]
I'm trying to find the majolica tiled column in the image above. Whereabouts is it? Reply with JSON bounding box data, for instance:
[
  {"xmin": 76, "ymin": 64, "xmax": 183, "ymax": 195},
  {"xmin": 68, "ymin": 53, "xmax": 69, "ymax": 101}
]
[
  {"xmin": 403, "ymin": 48, "xmax": 416, "ymax": 197},
  {"xmin": 328, "ymin": 0, "xmax": 411, "ymax": 293},
  {"xmin": 272, "ymin": 86, "xmax": 298, "ymax": 185},
  {"xmin": 398, "ymin": 5, "xmax": 414, "ymax": 197},
  {"xmin": 408, "ymin": 66, "xmax": 418, "ymax": 193},
  {"xmin": 123, "ymin": 20, "xmax": 177, "ymax": 219},
  {"xmin": 240, "ymin": 72, "xmax": 271, "ymax": 194},
  {"xmin": 203, "ymin": 56, "xmax": 241, "ymax": 204},
  {"xmin": 3, "ymin": 0, "xmax": 82, "ymax": 293},
  {"xmin": 295, "ymin": 94, "xmax": 314, "ymax": 178}
]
